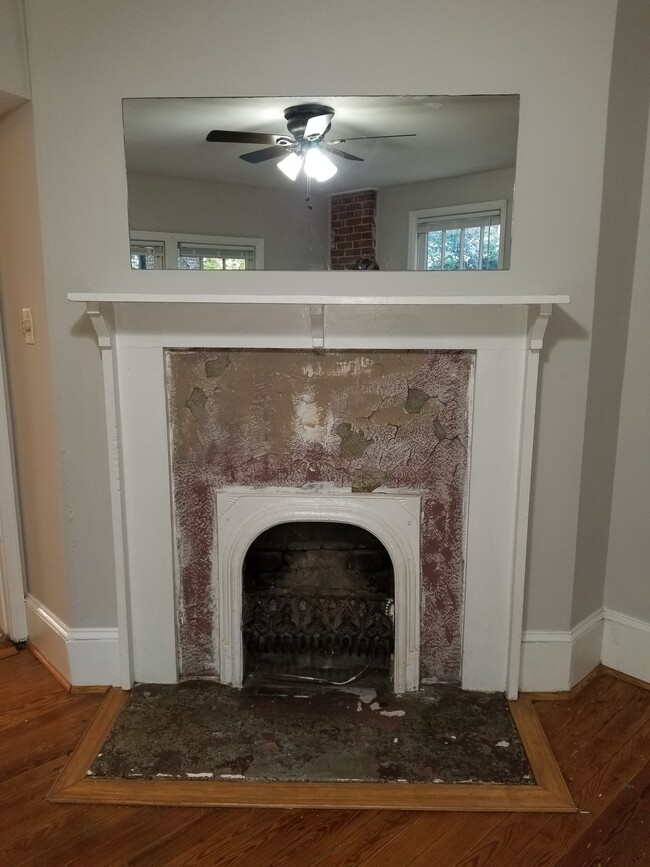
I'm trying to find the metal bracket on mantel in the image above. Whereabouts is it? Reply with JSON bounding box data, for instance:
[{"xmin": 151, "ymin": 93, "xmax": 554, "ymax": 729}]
[
  {"xmin": 530, "ymin": 303, "xmax": 553, "ymax": 351},
  {"xmin": 310, "ymin": 304, "xmax": 325, "ymax": 348},
  {"xmin": 85, "ymin": 303, "xmax": 111, "ymax": 349}
]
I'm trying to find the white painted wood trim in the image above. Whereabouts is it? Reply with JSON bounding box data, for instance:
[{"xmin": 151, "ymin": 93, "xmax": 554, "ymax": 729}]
[
  {"xmin": 570, "ymin": 609, "xmax": 605, "ymax": 687},
  {"xmin": 519, "ymin": 608, "xmax": 605, "ymax": 692},
  {"xmin": 79, "ymin": 295, "xmax": 563, "ymax": 693},
  {"xmin": 69, "ymin": 288, "xmax": 570, "ymax": 306},
  {"xmin": 602, "ymin": 608, "xmax": 650, "ymax": 683},
  {"xmin": 25, "ymin": 594, "xmax": 120, "ymax": 686},
  {"xmin": 216, "ymin": 491, "xmax": 421, "ymax": 694},
  {"xmin": 505, "ymin": 304, "xmax": 552, "ymax": 698},
  {"xmin": 86, "ymin": 304, "xmax": 133, "ymax": 688},
  {"xmin": 118, "ymin": 345, "xmax": 178, "ymax": 685},
  {"xmin": 0, "ymin": 319, "xmax": 27, "ymax": 642}
]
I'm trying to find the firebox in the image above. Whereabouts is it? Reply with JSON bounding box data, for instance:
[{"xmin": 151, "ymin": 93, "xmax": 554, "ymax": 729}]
[{"xmin": 242, "ymin": 521, "xmax": 395, "ymax": 685}]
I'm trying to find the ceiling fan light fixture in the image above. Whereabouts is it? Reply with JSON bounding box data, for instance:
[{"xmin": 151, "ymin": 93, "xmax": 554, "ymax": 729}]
[
  {"xmin": 277, "ymin": 152, "xmax": 303, "ymax": 180},
  {"xmin": 304, "ymin": 146, "xmax": 337, "ymax": 182}
]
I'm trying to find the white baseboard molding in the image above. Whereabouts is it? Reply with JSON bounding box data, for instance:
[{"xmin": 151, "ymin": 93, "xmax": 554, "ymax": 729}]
[
  {"xmin": 25, "ymin": 594, "xmax": 120, "ymax": 686},
  {"xmin": 602, "ymin": 608, "xmax": 650, "ymax": 684},
  {"xmin": 570, "ymin": 609, "xmax": 605, "ymax": 688},
  {"xmin": 24, "ymin": 592, "xmax": 647, "ymax": 692},
  {"xmin": 520, "ymin": 609, "xmax": 604, "ymax": 692},
  {"xmin": 520, "ymin": 607, "xmax": 650, "ymax": 692}
]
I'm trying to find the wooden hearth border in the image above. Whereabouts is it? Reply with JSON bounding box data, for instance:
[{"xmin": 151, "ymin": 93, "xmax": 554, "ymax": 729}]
[{"xmin": 49, "ymin": 689, "xmax": 575, "ymax": 812}]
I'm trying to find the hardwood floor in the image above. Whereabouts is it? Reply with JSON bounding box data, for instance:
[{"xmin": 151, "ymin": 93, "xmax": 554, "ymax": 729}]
[{"xmin": 1, "ymin": 650, "xmax": 649, "ymax": 866}]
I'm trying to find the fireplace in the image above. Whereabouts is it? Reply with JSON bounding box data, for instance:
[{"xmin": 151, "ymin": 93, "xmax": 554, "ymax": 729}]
[
  {"xmin": 214, "ymin": 490, "xmax": 422, "ymax": 693},
  {"xmin": 75, "ymin": 288, "xmax": 564, "ymax": 697},
  {"xmin": 242, "ymin": 521, "xmax": 395, "ymax": 685}
]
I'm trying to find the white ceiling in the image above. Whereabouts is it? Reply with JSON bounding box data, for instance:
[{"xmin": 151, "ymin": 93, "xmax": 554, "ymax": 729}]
[{"xmin": 122, "ymin": 95, "xmax": 519, "ymax": 193}]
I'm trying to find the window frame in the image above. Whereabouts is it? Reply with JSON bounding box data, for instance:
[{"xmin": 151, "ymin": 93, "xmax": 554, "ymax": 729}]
[
  {"xmin": 408, "ymin": 200, "xmax": 507, "ymax": 271},
  {"xmin": 129, "ymin": 230, "xmax": 264, "ymax": 271}
]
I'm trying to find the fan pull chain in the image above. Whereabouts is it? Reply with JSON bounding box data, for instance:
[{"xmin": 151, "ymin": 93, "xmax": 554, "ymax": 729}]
[{"xmin": 306, "ymin": 176, "xmax": 313, "ymax": 210}]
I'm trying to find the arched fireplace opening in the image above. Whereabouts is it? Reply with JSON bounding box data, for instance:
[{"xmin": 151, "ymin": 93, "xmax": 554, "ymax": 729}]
[{"xmin": 242, "ymin": 521, "xmax": 395, "ymax": 687}]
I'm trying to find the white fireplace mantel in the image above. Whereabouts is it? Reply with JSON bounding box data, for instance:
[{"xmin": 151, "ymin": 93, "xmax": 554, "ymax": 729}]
[{"xmin": 70, "ymin": 286, "xmax": 568, "ymax": 698}]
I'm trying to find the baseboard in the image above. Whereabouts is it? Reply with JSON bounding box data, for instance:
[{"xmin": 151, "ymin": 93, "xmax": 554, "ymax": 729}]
[
  {"xmin": 602, "ymin": 608, "xmax": 650, "ymax": 684},
  {"xmin": 25, "ymin": 594, "xmax": 120, "ymax": 687},
  {"xmin": 520, "ymin": 608, "xmax": 650, "ymax": 692},
  {"xmin": 569, "ymin": 609, "xmax": 604, "ymax": 687},
  {"xmin": 520, "ymin": 610, "xmax": 603, "ymax": 692}
]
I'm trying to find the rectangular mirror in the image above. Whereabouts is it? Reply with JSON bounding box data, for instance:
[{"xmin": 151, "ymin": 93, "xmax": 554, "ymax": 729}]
[{"xmin": 123, "ymin": 95, "xmax": 519, "ymax": 271}]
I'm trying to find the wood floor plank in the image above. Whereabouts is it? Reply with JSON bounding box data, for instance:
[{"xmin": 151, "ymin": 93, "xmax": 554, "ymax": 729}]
[
  {"xmin": 555, "ymin": 759, "xmax": 650, "ymax": 866},
  {"xmin": 8, "ymin": 808, "xmax": 152, "ymax": 867},
  {"xmin": 0, "ymin": 700, "xmax": 102, "ymax": 779},
  {"xmin": 62, "ymin": 807, "xmax": 212, "ymax": 867},
  {"xmin": 128, "ymin": 807, "xmax": 289, "ymax": 866},
  {"xmin": 540, "ymin": 676, "xmax": 632, "ymax": 757},
  {"xmin": 334, "ymin": 811, "xmax": 465, "ymax": 866},
  {"xmin": 282, "ymin": 811, "xmax": 380, "ymax": 867},
  {"xmin": 304, "ymin": 809, "xmax": 418, "ymax": 866},
  {"xmin": 250, "ymin": 810, "xmax": 398, "ymax": 867}
]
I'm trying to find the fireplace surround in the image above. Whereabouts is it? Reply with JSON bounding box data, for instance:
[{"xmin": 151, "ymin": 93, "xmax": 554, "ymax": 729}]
[
  {"xmin": 73, "ymin": 281, "xmax": 567, "ymax": 698},
  {"xmin": 166, "ymin": 347, "xmax": 471, "ymax": 689}
]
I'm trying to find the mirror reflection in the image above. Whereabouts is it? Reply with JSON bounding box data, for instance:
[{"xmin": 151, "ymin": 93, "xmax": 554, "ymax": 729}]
[{"xmin": 123, "ymin": 95, "xmax": 519, "ymax": 271}]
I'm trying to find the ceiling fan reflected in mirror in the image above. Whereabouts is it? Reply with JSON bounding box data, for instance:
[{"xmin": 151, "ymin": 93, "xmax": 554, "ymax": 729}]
[{"xmin": 206, "ymin": 103, "xmax": 415, "ymax": 183}]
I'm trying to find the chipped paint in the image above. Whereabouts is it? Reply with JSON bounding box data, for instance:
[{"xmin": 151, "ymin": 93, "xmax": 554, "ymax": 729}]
[{"xmin": 166, "ymin": 349, "xmax": 473, "ymax": 682}]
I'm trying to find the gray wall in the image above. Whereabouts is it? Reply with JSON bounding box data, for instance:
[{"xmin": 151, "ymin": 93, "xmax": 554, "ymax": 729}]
[
  {"xmin": 127, "ymin": 172, "xmax": 330, "ymax": 271},
  {"xmin": 0, "ymin": 103, "xmax": 69, "ymax": 619},
  {"xmin": 11, "ymin": 0, "xmax": 620, "ymax": 635},
  {"xmin": 376, "ymin": 168, "xmax": 515, "ymax": 270},
  {"xmin": 604, "ymin": 99, "xmax": 650, "ymax": 623},
  {"xmin": 572, "ymin": 0, "xmax": 650, "ymax": 627}
]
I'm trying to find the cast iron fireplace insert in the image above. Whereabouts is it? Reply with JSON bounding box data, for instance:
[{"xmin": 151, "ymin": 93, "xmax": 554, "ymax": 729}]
[{"xmin": 242, "ymin": 521, "xmax": 395, "ymax": 686}]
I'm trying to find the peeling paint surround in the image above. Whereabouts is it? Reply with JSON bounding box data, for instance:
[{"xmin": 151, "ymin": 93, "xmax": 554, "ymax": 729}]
[
  {"xmin": 167, "ymin": 349, "xmax": 471, "ymax": 686},
  {"xmin": 216, "ymin": 492, "xmax": 421, "ymax": 692},
  {"xmin": 73, "ymin": 291, "xmax": 562, "ymax": 697}
]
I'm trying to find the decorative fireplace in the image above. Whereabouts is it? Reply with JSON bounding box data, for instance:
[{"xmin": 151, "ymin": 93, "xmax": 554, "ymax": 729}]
[
  {"xmin": 214, "ymin": 490, "xmax": 422, "ymax": 693},
  {"xmin": 74, "ymin": 285, "xmax": 566, "ymax": 697},
  {"xmin": 242, "ymin": 521, "xmax": 395, "ymax": 684}
]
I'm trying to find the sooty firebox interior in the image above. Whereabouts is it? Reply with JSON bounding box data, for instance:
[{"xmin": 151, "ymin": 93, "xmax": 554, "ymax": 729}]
[{"xmin": 242, "ymin": 522, "xmax": 395, "ymax": 686}]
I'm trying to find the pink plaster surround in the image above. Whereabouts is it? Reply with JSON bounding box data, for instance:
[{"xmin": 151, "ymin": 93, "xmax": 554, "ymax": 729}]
[{"xmin": 166, "ymin": 348, "xmax": 473, "ymax": 685}]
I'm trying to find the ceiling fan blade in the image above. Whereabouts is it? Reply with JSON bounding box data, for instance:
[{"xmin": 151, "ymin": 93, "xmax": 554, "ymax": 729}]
[
  {"xmin": 329, "ymin": 133, "xmax": 416, "ymax": 144},
  {"xmin": 304, "ymin": 112, "xmax": 334, "ymax": 140},
  {"xmin": 206, "ymin": 130, "xmax": 280, "ymax": 144},
  {"xmin": 323, "ymin": 145, "xmax": 364, "ymax": 162},
  {"xmin": 239, "ymin": 144, "xmax": 289, "ymax": 164}
]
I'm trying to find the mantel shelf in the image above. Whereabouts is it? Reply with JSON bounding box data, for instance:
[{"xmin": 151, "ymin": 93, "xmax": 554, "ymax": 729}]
[{"xmin": 68, "ymin": 289, "xmax": 570, "ymax": 307}]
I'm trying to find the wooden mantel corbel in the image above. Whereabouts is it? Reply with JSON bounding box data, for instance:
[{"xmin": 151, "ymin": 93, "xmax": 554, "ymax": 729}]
[
  {"xmin": 529, "ymin": 303, "xmax": 553, "ymax": 351},
  {"xmin": 85, "ymin": 303, "xmax": 112, "ymax": 349}
]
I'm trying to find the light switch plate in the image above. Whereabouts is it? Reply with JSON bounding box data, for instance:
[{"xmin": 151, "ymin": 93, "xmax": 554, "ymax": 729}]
[{"xmin": 22, "ymin": 308, "xmax": 34, "ymax": 344}]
